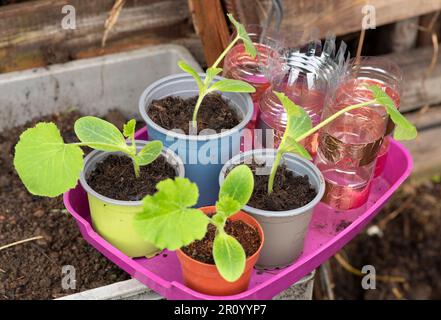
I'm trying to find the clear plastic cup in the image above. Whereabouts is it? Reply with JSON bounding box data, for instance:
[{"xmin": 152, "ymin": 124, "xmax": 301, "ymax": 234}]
[
  {"xmin": 347, "ymin": 57, "xmax": 402, "ymax": 177},
  {"xmin": 255, "ymin": 43, "xmax": 340, "ymax": 155},
  {"xmin": 256, "ymin": 84, "xmax": 324, "ymax": 155},
  {"xmin": 315, "ymin": 69, "xmax": 391, "ymax": 210}
]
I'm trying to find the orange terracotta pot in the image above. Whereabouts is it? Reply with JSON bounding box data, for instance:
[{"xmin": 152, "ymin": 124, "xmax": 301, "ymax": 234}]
[{"xmin": 176, "ymin": 206, "xmax": 264, "ymax": 296}]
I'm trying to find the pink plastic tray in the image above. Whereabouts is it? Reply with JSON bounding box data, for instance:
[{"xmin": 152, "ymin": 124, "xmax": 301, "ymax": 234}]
[{"xmin": 64, "ymin": 127, "xmax": 413, "ymax": 300}]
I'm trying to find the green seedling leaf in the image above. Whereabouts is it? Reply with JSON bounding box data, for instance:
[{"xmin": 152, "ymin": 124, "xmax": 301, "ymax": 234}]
[
  {"xmin": 123, "ymin": 119, "xmax": 136, "ymax": 141},
  {"xmin": 215, "ymin": 196, "xmax": 242, "ymax": 220},
  {"xmin": 274, "ymin": 91, "xmax": 313, "ymax": 159},
  {"xmin": 206, "ymin": 67, "xmax": 223, "ymax": 84},
  {"xmin": 135, "ymin": 141, "xmax": 163, "ymax": 166},
  {"xmin": 13, "ymin": 122, "xmax": 84, "ymax": 197},
  {"xmin": 187, "ymin": 14, "xmax": 257, "ymax": 123},
  {"xmin": 134, "ymin": 178, "xmax": 209, "ymax": 250},
  {"xmin": 282, "ymin": 136, "xmax": 312, "ymax": 160},
  {"xmin": 213, "ymin": 232, "xmax": 246, "ymax": 282},
  {"xmin": 227, "ymin": 13, "xmax": 257, "ymax": 58},
  {"xmin": 74, "ymin": 116, "xmax": 128, "ymax": 152},
  {"xmin": 241, "ymin": 37, "xmax": 257, "ymax": 60},
  {"xmin": 268, "ymin": 92, "xmax": 313, "ymax": 193},
  {"xmin": 218, "ymin": 165, "xmax": 254, "ymax": 217},
  {"xmin": 274, "ymin": 91, "xmax": 312, "ymax": 138},
  {"xmin": 369, "ymin": 85, "xmax": 417, "ymax": 140},
  {"xmin": 211, "ymin": 211, "xmax": 228, "ymax": 227},
  {"xmin": 178, "ymin": 60, "xmax": 203, "ymax": 91},
  {"xmin": 209, "ymin": 79, "xmax": 256, "ymax": 93}
]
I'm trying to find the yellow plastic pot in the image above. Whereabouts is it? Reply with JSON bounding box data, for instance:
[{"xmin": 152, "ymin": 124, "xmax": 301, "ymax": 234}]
[{"xmin": 79, "ymin": 141, "xmax": 185, "ymax": 258}]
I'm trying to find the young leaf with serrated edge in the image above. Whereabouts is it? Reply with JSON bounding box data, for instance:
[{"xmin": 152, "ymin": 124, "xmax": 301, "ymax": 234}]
[
  {"xmin": 215, "ymin": 196, "xmax": 242, "ymax": 219},
  {"xmin": 369, "ymin": 85, "xmax": 417, "ymax": 140},
  {"xmin": 227, "ymin": 13, "xmax": 257, "ymax": 58},
  {"xmin": 133, "ymin": 178, "xmax": 209, "ymax": 250},
  {"xmin": 74, "ymin": 116, "xmax": 128, "ymax": 152},
  {"xmin": 213, "ymin": 232, "xmax": 246, "ymax": 282},
  {"xmin": 209, "ymin": 79, "xmax": 256, "ymax": 93},
  {"xmin": 135, "ymin": 140, "xmax": 163, "ymax": 166},
  {"xmin": 178, "ymin": 60, "xmax": 203, "ymax": 91},
  {"xmin": 14, "ymin": 123, "xmax": 84, "ymax": 197},
  {"xmin": 123, "ymin": 119, "xmax": 136, "ymax": 141}
]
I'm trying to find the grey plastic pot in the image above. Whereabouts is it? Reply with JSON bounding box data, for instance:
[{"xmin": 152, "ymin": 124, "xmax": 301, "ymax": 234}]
[
  {"xmin": 219, "ymin": 149, "xmax": 325, "ymax": 269},
  {"xmin": 139, "ymin": 73, "xmax": 253, "ymax": 206},
  {"xmin": 79, "ymin": 140, "xmax": 185, "ymax": 258}
]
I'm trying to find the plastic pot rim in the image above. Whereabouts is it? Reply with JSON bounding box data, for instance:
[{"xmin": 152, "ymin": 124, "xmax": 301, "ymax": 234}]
[
  {"xmin": 138, "ymin": 72, "xmax": 253, "ymax": 142},
  {"xmin": 177, "ymin": 206, "xmax": 265, "ymax": 270},
  {"xmin": 79, "ymin": 140, "xmax": 185, "ymax": 207},
  {"xmin": 219, "ymin": 149, "xmax": 325, "ymax": 218}
]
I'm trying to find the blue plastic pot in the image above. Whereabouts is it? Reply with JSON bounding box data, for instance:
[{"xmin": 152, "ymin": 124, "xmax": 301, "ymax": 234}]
[{"xmin": 139, "ymin": 73, "xmax": 253, "ymax": 206}]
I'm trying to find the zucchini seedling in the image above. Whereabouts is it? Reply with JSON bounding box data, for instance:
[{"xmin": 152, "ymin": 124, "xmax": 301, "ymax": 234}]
[
  {"xmin": 177, "ymin": 13, "xmax": 257, "ymax": 125},
  {"xmin": 14, "ymin": 117, "xmax": 163, "ymax": 197},
  {"xmin": 267, "ymin": 85, "xmax": 418, "ymax": 193},
  {"xmin": 134, "ymin": 165, "xmax": 255, "ymax": 282}
]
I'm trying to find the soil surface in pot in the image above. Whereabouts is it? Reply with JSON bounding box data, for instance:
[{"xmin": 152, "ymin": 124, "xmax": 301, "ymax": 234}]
[
  {"xmin": 181, "ymin": 216, "xmax": 261, "ymax": 264},
  {"xmin": 147, "ymin": 94, "xmax": 241, "ymax": 134},
  {"xmin": 0, "ymin": 110, "xmax": 135, "ymax": 300},
  {"xmin": 330, "ymin": 177, "xmax": 441, "ymax": 300},
  {"xmin": 243, "ymin": 162, "xmax": 317, "ymax": 211},
  {"xmin": 86, "ymin": 154, "xmax": 176, "ymax": 201}
]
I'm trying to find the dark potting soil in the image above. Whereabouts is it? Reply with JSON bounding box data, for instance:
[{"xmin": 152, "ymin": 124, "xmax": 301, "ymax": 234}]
[
  {"xmin": 147, "ymin": 94, "xmax": 241, "ymax": 135},
  {"xmin": 244, "ymin": 162, "xmax": 317, "ymax": 211},
  {"xmin": 331, "ymin": 178, "xmax": 441, "ymax": 300},
  {"xmin": 0, "ymin": 110, "xmax": 133, "ymax": 300},
  {"xmin": 86, "ymin": 154, "xmax": 176, "ymax": 201},
  {"xmin": 181, "ymin": 218, "xmax": 261, "ymax": 265}
]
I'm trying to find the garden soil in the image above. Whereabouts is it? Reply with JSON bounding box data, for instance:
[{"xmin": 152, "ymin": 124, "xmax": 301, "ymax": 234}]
[{"xmin": 0, "ymin": 110, "xmax": 134, "ymax": 300}]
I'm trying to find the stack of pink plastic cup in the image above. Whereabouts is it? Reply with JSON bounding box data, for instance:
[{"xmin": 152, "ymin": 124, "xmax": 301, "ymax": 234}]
[{"xmin": 315, "ymin": 57, "xmax": 402, "ymax": 210}]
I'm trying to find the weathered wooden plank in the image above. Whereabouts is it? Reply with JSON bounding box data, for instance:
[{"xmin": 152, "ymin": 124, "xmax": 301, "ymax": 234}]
[
  {"xmin": 385, "ymin": 46, "xmax": 441, "ymax": 112},
  {"xmin": 400, "ymin": 106, "xmax": 441, "ymax": 176},
  {"xmin": 379, "ymin": 17, "xmax": 419, "ymax": 53},
  {"xmin": 0, "ymin": 0, "xmax": 189, "ymax": 46},
  {"xmin": 223, "ymin": 0, "xmax": 260, "ymax": 26},
  {"xmin": 402, "ymin": 125, "xmax": 441, "ymax": 176},
  {"xmin": 188, "ymin": 0, "xmax": 230, "ymax": 66},
  {"xmin": 406, "ymin": 105, "xmax": 441, "ymax": 130},
  {"xmin": 0, "ymin": 0, "xmax": 192, "ymax": 72},
  {"xmin": 417, "ymin": 12, "xmax": 441, "ymax": 47},
  {"xmin": 257, "ymin": 0, "xmax": 441, "ymax": 44}
]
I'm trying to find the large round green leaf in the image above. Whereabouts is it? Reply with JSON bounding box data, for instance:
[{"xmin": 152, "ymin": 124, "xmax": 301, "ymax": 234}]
[
  {"xmin": 14, "ymin": 122, "xmax": 84, "ymax": 197},
  {"xmin": 134, "ymin": 178, "xmax": 209, "ymax": 251}
]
